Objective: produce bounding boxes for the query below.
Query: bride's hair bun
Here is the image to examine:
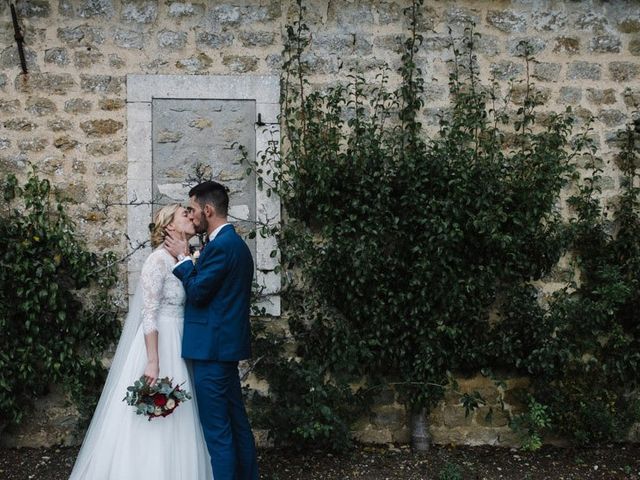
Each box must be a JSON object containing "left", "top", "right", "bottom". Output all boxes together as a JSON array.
[{"left": 150, "top": 204, "right": 182, "bottom": 248}]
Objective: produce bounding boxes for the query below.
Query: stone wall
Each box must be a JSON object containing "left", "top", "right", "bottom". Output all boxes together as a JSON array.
[{"left": 1, "top": 0, "right": 639, "bottom": 448}]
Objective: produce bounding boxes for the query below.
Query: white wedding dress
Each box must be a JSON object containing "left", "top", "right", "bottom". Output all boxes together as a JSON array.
[{"left": 69, "top": 248, "right": 213, "bottom": 480}]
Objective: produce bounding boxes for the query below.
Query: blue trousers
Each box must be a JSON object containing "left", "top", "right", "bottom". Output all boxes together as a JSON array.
[{"left": 192, "top": 360, "right": 259, "bottom": 480}]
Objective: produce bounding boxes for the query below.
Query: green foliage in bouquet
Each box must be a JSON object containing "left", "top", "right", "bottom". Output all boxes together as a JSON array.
[
  {"left": 0, "top": 169, "right": 120, "bottom": 426},
  {"left": 123, "top": 376, "right": 191, "bottom": 420}
]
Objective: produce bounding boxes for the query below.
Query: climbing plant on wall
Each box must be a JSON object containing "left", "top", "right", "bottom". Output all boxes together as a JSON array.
[
  {"left": 248, "top": 0, "right": 640, "bottom": 450},
  {"left": 0, "top": 169, "right": 121, "bottom": 427}
]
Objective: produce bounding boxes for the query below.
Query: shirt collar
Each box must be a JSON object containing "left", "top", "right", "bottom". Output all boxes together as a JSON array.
[{"left": 208, "top": 223, "right": 230, "bottom": 242}]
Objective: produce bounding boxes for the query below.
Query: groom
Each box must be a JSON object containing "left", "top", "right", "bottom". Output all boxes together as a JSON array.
[{"left": 165, "top": 180, "right": 259, "bottom": 480}]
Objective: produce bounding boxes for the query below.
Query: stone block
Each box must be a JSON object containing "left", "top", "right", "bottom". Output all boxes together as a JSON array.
[
  {"left": 430, "top": 427, "right": 467, "bottom": 445},
  {"left": 88, "top": 141, "right": 123, "bottom": 156},
  {"left": 196, "top": 32, "right": 234, "bottom": 49},
  {"left": 558, "top": 87, "right": 582, "bottom": 105},
  {"left": 497, "top": 429, "right": 521, "bottom": 447},
  {"left": 158, "top": 30, "right": 188, "bottom": 49},
  {"left": 55, "top": 182, "right": 88, "bottom": 203},
  {"left": 168, "top": 2, "right": 205, "bottom": 17},
  {"left": 26, "top": 97, "right": 57, "bottom": 116},
  {"left": 0, "top": 138, "right": 11, "bottom": 150},
  {"left": 121, "top": 1, "right": 157, "bottom": 23},
  {"left": 80, "top": 119, "right": 124, "bottom": 137},
  {"left": 374, "top": 35, "right": 406, "bottom": 54},
  {"left": 486, "top": 10, "right": 526, "bottom": 33},
  {"left": 378, "top": 1, "right": 402, "bottom": 24},
  {"left": 598, "top": 109, "right": 626, "bottom": 127},
  {"left": 176, "top": 53, "right": 213, "bottom": 73},
  {"left": 502, "top": 386, "right": 528, "bottom": 408},
  {"left": 567, "top": 62, "right": 601, "bottom": 80},
  {"left": 391, "top": 426, "right": 411, "bottom": 444},
  {"left": 532, "top": 10, "right": 567, "bottom": 32},
  {"left": 99, "top": 98, "right": 125, "bottom": 111},
  {"left": 222, "top": 55, "right": 259, "bottom": 74},
  {"left": 329, "top": 2, "right": 374, "bottom": 29},
  {"left": 1, "top": 46, "right": 38, "bottom": 71},
  {"left": 64, "top": 98, "right": 93, "bottom": 114},
  {"left": 73, "top": 0, "right": 115, "bottom": 18},
  {"left": 618, "top": 19, "right": 640, "bottom": 33},
  {"left": 533, "top": 62, "right": 561, "bottom": 82},
  {"left": 80, "top": 74, "right": 124, "bottom": 94},
  {"left": 423, "top": 83, "right": 447, "bottom": 102},
  {"left": 446, "top": 7, "right": 479, "bottom": 28},
  {"left": 511, "top": 84, "right": 551, "bottom": 105},
  {"left": 574, "top": 12, "right": 608, "bottom": 32},
  {"left": 474, "top": 406, "right": 509, "bottom": 428},
  {"left": 443, "top": 405, "right": 473, "bottom": 428},
  {"left": 95, "top": 161, "right": 127, "bottom": 176},
  {"left": 630, "top": 38, "right": 640, "bottom": 56},
  {"left": 74, "top": 51, "right": 104, "bottom": 68},
  {"left": 48, "top": 118, "right": 73, "bottom": 132},
  {"left": 15, "top": 73, "right": 75, "bottom": 95},
  {"left": 109, "top": 54, "right": 126, "bottom": 69},
  {"left": 475, "top": 35, "right": 500, "bottom": 56},
  {"left": 490, "top": 61, "right": 524, "bottom": 81},
  {"left": 45, "top": 48, "right": 69, "bottom": 66},
  {"left": 589, "top": 35, "right": 621, "bottom": 53},
  {"left": 372, "top": 388, "right": 396, "bottom": 406},
  {"left": 423, "top": 36, "right": 452, "bottom": 52},
  {"left": 351, "top": 426, "right": 393, "bottom": 444},
  {"left": 594, "top": 175, "right": 616, "bottom": 190},
  {"left": 18, "top": 138, "right": 48, "bottom": 152},
  {"left": 203, "top": 4, "right": 242, "bottom": 27},
  {"left": 17, "top": 0, "right": 50, "bottom": 17},
  {"left": 609, "top": 62, "right": 639, "bottom": 81},
  {"left": 313, "top": 33, "right": 373, "bottom": 55},
  {"left": 0, "top": 99, "right": 19, "bottom": 114},
  {"left": 509, "top": 37, "right": 546, "bottom": 57},
  {"left": 553, "top": 36, "right": 580, "bottom": 55},
  {"left": 54, "top": 136, "right": 79, "bottom": 151},
  {"left": 72, "top": 159, "right": 87, "bottom": 174},
  {"left": 4, "top": 118, "right": 37, "bottom": 131},
  {"left": 623, "top": 85, "right": 640, "bottom": 107},
  {"left": 586, "top": 88, "right": 616, "bottom": 105},
  {"left": 0, "top": 73, "right": 6, "bottom": 90},
  {"left": 371, "top": 406, "right": 405, "bottom": 428},
  {"left": 464, "top": 428, "right": 500, "bottom": 446},
  {"left": 57, "top": 25, "right": 105, "bottom": 46},
  {"left": 114, "top": 29, "right": 145, "bottom": 49},
  {"left": 239, "top": 31, "right": 277, "bottom": 48},
  {"left": 428, "top": 406, "right": 445, "bottom": 426}
]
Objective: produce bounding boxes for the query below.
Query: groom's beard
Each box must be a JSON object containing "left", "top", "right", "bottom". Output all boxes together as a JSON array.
[{"left": 195, "top": 213, "right": 208, "bottom": 234}]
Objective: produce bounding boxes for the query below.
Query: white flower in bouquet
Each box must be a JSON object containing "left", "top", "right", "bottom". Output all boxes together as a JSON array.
[
  {"left": 154, "top": 406, "right": 162, "bottom": 416},
  {"left": 166, "top": 398, "right": 176, "bottom": 409},
  {"left": 192, "top": 250, "right": 201, "bottom": 264}
]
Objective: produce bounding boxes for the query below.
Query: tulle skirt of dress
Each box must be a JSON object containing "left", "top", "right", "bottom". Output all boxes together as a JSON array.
[{"left": 69, "top": 306, "right": 213, "bottom": 480}]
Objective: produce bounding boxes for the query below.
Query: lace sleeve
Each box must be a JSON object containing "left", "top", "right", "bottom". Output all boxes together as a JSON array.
[{"left": 140, "top": 252, "right": 167, "bottom": 334}]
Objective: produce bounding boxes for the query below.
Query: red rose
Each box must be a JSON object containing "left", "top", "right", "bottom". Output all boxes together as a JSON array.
[{"left": 153, "top": 394, "right": 167, "bottom": 407}]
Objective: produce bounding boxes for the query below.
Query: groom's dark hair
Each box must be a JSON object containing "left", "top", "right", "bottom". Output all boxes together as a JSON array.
[{"left": 189, "top": 181, "right": 229, "bottom": 217}]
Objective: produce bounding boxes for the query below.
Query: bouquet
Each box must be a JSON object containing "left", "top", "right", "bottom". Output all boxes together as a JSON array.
[{"left": 123, "top": 376, "right": 192, "bottom": 421}]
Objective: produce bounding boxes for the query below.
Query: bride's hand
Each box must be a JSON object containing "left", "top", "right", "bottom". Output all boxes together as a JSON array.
[{"left": 144, "top": 360, "right": 159, "bottom": 386}]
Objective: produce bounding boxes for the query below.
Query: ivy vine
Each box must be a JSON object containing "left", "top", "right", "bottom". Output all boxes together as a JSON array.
[{"left": 0, "top": 169, "right": 120, "bottom": 428}]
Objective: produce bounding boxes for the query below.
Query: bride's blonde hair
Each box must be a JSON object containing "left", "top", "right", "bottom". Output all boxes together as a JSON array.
[{"left": 149, "top": 204, "right": 182, "bottom": 248}]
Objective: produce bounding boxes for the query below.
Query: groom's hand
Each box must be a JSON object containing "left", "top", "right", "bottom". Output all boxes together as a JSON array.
[{"left": 164, "top": 231, "right": 189, "bottom": 259}]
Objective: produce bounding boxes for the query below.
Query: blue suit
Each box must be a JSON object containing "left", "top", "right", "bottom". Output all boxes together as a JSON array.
[{"left": 174, "top": 224, "right": 259, "bottom": 480}]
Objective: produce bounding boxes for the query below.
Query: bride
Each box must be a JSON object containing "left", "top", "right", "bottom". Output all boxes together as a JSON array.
[{"left": 69, "top": 204, "right": 213, "bottom": 479}]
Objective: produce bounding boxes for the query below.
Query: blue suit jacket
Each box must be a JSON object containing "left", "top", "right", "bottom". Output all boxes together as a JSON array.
[{"left": 173, "top": 224, "right": 254, "bottom": 361}]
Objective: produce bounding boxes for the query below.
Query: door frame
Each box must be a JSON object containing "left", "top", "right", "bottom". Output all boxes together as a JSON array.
[{"left": 126, "top": 74, "right": 281, "bottom": 315}]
